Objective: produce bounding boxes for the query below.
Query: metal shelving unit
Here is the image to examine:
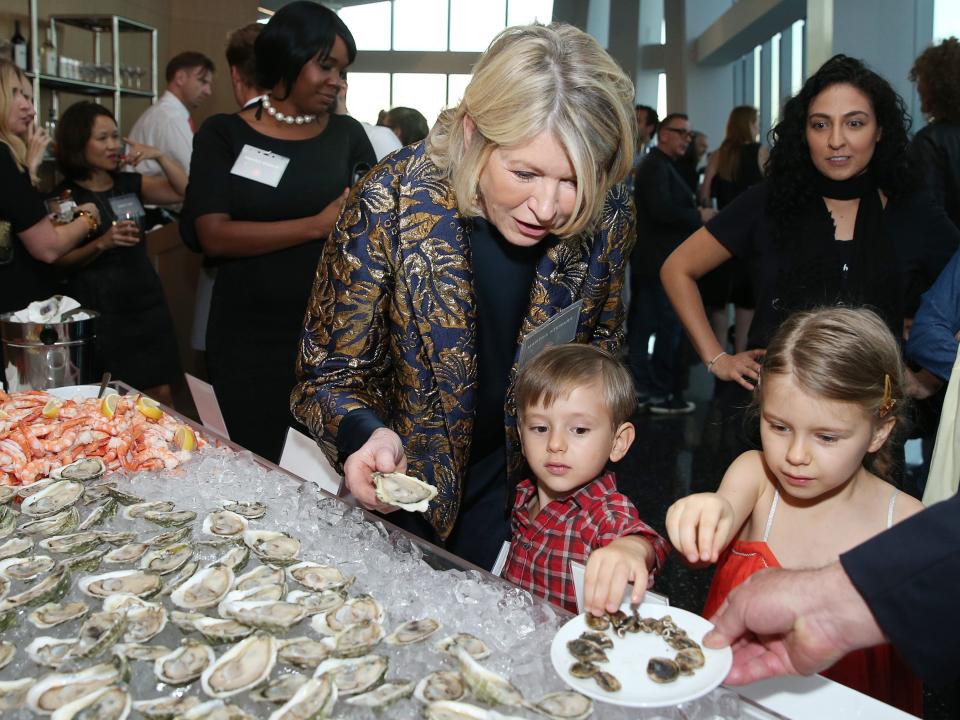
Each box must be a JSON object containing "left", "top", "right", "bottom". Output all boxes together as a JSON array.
[{"left": 26, "top": 0, "right": 158, "bottom": 127}]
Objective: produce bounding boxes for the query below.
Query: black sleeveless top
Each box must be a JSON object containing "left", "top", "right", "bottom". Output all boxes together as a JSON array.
[{"left": 713, "top": 143, "right": 762, "bottom": 209}]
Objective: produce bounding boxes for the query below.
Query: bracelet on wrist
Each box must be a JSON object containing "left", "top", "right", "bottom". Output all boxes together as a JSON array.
[
  {"left": 707, "top": 351, "right": 728, "bottom": 373},
  {"left": 75, "top": 211, "right": 98, "bottom": 235}
]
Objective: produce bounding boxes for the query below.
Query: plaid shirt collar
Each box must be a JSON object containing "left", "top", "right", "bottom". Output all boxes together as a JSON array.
[{"left": 513, "top": 471, "right": 619, "bottom": 524}]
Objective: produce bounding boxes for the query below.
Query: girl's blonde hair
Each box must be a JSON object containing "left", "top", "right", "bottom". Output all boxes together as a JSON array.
[
  {"left": 514, "top": 343, "right": 637, "bottom": 429},
  {"left": 0, "top": 59, "right": 28, "bottom": 170},
  {"left": 760, "top": 307, "right": 906, "bottom": 479},
  {"left": 426, "top": 22, "right": 636, "bottom": 238},
  {"left": 715, "top": 105, "right": 758, "bottom": 183}
]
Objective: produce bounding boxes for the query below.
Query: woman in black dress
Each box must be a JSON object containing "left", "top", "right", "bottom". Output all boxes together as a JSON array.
[
  {"left": 185, "top": 1, "right": 374, "bottom": 462},
  {"left": 0, "top": 60, "right": 100, "bottom": 320},
  {"left": 52, "top": 101, "right": 186, "bottom": 406},
  {"left": 698, "top": 105, "right": 767, "bottom": 356}
]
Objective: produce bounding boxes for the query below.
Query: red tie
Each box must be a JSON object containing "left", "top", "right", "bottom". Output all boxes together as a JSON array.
[{"left": 188, "top": 116, "right": 197, "bottom": 134}]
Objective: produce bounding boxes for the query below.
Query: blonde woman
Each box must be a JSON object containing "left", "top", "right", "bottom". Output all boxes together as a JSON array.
[
  {"left": 293, "top": 23, "right": 637, "bottom": 569},
  {"left": 0, "top": 59, "right": 99, "bottom": 317}
]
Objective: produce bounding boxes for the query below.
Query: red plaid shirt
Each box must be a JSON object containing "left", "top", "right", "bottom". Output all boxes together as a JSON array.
[{"left": 503, "top": 471, "right": 669, "bottom": 613}]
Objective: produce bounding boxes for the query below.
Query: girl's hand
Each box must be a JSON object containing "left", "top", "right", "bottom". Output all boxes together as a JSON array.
[
  {"left": 666, "top": 493, "right": 735, "bottom": 564},
  {"left": 710, "top": 349, "right": 766, "bottom": 390},
  {"left": 342, "top": 427, "right": 408, "bottom": 513},
  {"left": 98, "top": 220, "right": 140, "bottom": 249},
  {"left": 122, "top": 138, "right": 164, "bottom": 165}
]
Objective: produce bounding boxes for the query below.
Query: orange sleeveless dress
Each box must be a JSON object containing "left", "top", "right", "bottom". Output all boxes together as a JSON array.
[{"left": 703, "top": 491, "right": 922, "bottom": 717}]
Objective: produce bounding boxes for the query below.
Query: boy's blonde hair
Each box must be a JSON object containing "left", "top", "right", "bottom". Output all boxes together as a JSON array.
[
  {"left": 760, "top": 307, "right": 906, "bottom": 478},
  {"left": 426, "top": 22, "right": 636, "bottom": 238},
  {"left": 514, "top": 343, "right": 636, "bottom": 428}
]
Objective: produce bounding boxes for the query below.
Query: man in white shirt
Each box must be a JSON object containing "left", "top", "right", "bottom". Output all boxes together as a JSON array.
[{"left": 129, "top": 51, "right": 215, "bottom": 176}]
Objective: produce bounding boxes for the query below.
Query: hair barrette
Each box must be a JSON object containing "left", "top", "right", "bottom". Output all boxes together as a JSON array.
[{"left": 878, "top": 373, "right": 896, "bottom": 418}]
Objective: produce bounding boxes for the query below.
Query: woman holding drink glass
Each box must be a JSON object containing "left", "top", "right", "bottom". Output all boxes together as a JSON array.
[{"left": 50, "top": 101, "right": 186, "bottom": 406}]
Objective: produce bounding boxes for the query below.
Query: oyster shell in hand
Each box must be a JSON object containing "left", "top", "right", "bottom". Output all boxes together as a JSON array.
[{"left": 372, "top": 471, "right": 437, "bottom": 512}]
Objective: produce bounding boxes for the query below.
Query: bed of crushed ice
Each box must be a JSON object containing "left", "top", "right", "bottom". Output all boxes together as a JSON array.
[{"left": 0, "top": 447, "right": 754, "bottom": 719}]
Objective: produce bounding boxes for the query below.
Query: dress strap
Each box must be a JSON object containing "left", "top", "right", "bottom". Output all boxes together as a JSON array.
[
  {"left": 762, "top": 488, "right": 780, "bottom": 542},
  {"left": 886, "top": 489, "right": 901, "bottom": 529}
]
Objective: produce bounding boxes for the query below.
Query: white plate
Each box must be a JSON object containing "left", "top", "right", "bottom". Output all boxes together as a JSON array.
[
  {"left": 550, "top": 602, "right": 732, "bottom": 708},
  {"left": 45, "top": 384, "right": 118, "bottom": 400}
]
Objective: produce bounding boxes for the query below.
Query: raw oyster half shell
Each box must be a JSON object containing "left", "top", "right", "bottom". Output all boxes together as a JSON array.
[{"left": 372, "top": 471, "right": 437, "bottom": 512}]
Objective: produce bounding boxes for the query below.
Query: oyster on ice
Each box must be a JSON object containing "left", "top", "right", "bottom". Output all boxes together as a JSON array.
[
  {"left": 215, "top": 545, "right": 250, "bottom": 574},
  {"left": 435, "top": 633, "right": 492, "bottom": 660},
  {"left": 49, "top": 684, "right": 130, "bottom": 720},
  {"left": 250, "top": 672, "right": 307, "bottom": 704},
  {"left": 141, "top": 509, "right": 197, "bottom": 528},
  {"left": 286, "top": 561, "right": 354, "bottom": 593},
  {"left": 286, "top": 589, "right": 346, "bottom": 616},
  {"left": 96, "top": 531, "right": 139, "bottom": 546},
  {"left": 202, "top": 510, "right": 248, "bottom": 537},
  {"left": 19, "top": 507, "right": 79, "bottom": 536},
  {"left": 19, "top": 480, "right": 84, "bottom": 518},
  {"left": 192, "top": 617, "right": 255, "bottom": 645},
  {"left": 49, "top": 457, "right": 105, "bottom": 481},
  {"left": 313, "top": 654, "right": 388, "bottom": 696},
  {"left": 235, "top": 565, "right": 285, "bottom": 592},
  {"left": 26, "top": 658, "right": 127, "bottom": 714},
  {"left": 77, "top": 499, "right": 119, "bottom": 531},
  {"left": 114, "top": 643, "right": 172, "bottom": 662},
  {"left": 386, "top": 617, "right": 441, "bottom": 645},
  {"left": 311, "top": 593, "right": 384, "bottom": 635},
  {"left": 453, "top": 645, "right": 524, "bottom": 707},
  {"left": 0, "top": 561, "right": 70, "bottom": 608},
  {"left": 159, "top": 559, "right": 199, "bottom": 596},
  {"left": 217, "top": 584, "right": 285, "bottom": 616},
  {"left": 39, "top": 531, "right": 102, "bottom": 555},
  {"left": 69, "top": 610, "right": 127, "bottom": 659},
  {"left": 414, "top": 671, "right": 467, "bottom": 703},
  {"left": 243, "top": 530, "right": 300, "bottom": 566},
  {"left": 103, "top": 594, "right": 167, "bottom": 643},
  {"left": 530, "top": 691, "right": 594, "bottom": 720},
  {"left": 140, "top": 542, "right": 193, "bottom": 575},
  {"left": 144, "top": 526, "right": 190, "bottom": 548},
  {"left": 346, "top": 679, "right": 414, "bottom": 708},
  {"left": 26, "top": 637, "right": 78, "bottom": 668},
  {"left": 268, "top": 675, "right": 337, "bottom": 720},
  {"left": 372, "top": 471, "right": 437, "bottom": 511},
  {"left": 131, "top": 694, "right": 200, "bottom": 719},
  {"left": 79, "top": 569, "right": 162, "bottom": 599},
  {"left": 277, "top": 636, "right": 330, "bottom": 668},
  {"left": 61, "top": 548, "right": 107, "bottom": 573},
  {"left": 170, "top": 563, "right": 234, "bottom": 609},
  {"left": 103, "top": 542, "right": 149, "bottom": 564},
  {"left": 154, "top": 639, "right": 215, "bottom": 686},
  {"left": 321, "top": 618, "right": 386, "bottom": 658},
  {"left": 0, "top": 536, "right": 33, "bottom": 560},
  {"left": 201, "top": 632, "right": 278, "bottom": 699},
  {"left": 122, "top": 500, "right": 175, "bottom": 519},
  {"left": 0, "top": 640, "right": 13, "bottom": 670},
  {"left": 223, "top": 500, "right": 267, "bottom": 519},
  {"left": 29, "top": 601, "right": 89, "bottom": 629},
  {"left": 0, "top": 554, "right": 55, "bottom": 581},
  {"left": 0, "top": 678, "right": 36, "bottom": 712},
  {"left": 221, "top": 599, "right": 307, "bottom": 633}
]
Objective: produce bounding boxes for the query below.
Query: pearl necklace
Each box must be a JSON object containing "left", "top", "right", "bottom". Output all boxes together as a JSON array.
[{"left": 262, "top": 95, "right": 316, "bottom": 125}]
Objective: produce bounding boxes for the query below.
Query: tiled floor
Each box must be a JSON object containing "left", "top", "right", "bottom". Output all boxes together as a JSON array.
[{"left": 613, "top": 366, "right": 957, "bottom": 719}]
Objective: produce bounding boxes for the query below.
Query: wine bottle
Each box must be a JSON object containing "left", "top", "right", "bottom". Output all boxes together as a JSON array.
[
  {"left": 41, "top": 26, "right": 57, "bottom": 76},
  {"left": 11, "top": 20, "right": 27, "bottom": 71}
]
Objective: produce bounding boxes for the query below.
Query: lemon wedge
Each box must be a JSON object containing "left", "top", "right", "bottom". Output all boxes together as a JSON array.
[
  {"left": 42, "top": 400, "right": 60, "bottom": 419},
  {"left": 135, "top": 395, "right": 164, "bottom": 420},
  {"left": 174, "top": 425, "right": 198, "bottom": 451},
  {"left": 100, "top": 394, "right": 120, "bottom": 418}
]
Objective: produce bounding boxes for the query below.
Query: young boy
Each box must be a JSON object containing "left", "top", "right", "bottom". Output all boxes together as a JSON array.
[{"left": 503, "top": 343, "right": 670, "bottom": 616}]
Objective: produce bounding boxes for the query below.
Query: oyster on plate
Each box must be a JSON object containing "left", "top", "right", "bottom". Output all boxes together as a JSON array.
[
  {"left": 372, "top": 471, "right": 437, "bottom": 512},
  {"left": 201, "top": 632, "right": 277, "bottom": 699}
]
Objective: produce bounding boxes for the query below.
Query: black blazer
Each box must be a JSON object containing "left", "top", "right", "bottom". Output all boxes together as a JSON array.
[
  {"left": 841, "top": 491, "right": 960, "bottom": 687},
  {"left": 911, "top": 122, "right": 960, "bottom": 231},
  {"left": 632, "top": 147, "right": 702, "bottom": 277}
]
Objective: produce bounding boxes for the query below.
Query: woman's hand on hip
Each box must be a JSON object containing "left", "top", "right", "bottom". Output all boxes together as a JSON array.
[
  {"left": 343, "top": 427, "right": 407, "bottom": 513},
  {"left": 711, "top": 349, "right": 766, "bottom": 390}
]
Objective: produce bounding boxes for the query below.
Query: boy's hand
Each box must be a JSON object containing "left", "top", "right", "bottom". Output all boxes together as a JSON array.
[
  {"left": 665, "top": 493, "right": 735, "bottom": 564},
  {"left": 583, "top": 537, "right": 652, "bottom": 616}
]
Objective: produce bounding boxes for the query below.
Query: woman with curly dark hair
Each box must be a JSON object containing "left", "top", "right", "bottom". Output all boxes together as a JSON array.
[
  {"left": 661, "top": 55, "right": 958, "bottom": 394},
  {"left": 910, "top": 36, "right": 960, "bottom": 230}
]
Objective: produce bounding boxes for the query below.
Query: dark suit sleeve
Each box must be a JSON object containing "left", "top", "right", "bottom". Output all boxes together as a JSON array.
[
  {"left": 839, "top": 492, "right": 960, "bottom": 687},
  {"left": 635, "top": 156, "right": 701, "bottom": 232}
]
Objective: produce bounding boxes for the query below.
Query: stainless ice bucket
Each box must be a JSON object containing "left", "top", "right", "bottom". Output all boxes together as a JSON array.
[{"left": 0, "top": 310, "right": 99, "bottom": 391}]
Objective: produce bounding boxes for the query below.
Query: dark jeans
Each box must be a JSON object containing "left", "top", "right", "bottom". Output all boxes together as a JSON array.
[{"left": 627, "top": 272, "right": 685, "bottom": 398}]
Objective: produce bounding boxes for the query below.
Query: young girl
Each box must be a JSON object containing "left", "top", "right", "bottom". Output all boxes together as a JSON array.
[{"left": 666, "top": 307, "right": 923, "bottom": 715}]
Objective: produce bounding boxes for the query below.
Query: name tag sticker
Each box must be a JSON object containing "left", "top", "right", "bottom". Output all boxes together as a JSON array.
[
  {"left": 518, "top": 300, "right": 583, "bottom": 367},
  {"left": 230, "top": 144, "right": 290, "bottom": 188}
]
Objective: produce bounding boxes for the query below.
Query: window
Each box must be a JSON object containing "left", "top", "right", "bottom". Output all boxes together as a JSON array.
[
  {"left": 345, "top": 73, "right": 391, "bottom": 126},
  {"left": 393, "top": 0, "right": 448, "bottom": 51},
  {"left": 339, "top": 2, "right": 391, "bottom": 51},
  {"left": 753, "top": 45, "right": 762, "bottom": 109},
  {"left": 934, "top": 0, "right": 960, "bottom": 42},
  {"left": 657, "top": 73, "right": 667, "bottom": 120},
  {"left": 770, "top": 33, "right": 781, "bottom": 127},
  {"left": 451, "top": 0, "right": 506, "bottom": 51},
  {"left": 393, "top": 74, "right": 448, "bottom": 126},
  {"left": 447, "top": 74, "right": 472, "bottom": 107},
  {"left": 507, "top": 0, "right": 553, "bottom": 25},
  {"left": 790, "top": 20, "right": 804, "bottom": 96}
]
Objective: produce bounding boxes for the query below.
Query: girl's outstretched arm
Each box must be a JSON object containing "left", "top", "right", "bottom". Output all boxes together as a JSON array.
[{"left": 666, "top": 450, "right": 767, "bottom": 563}]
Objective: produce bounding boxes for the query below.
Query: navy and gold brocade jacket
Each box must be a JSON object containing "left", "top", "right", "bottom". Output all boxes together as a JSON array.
[{"left": 291, "top": 140, "right": 636, "bottom": 540}]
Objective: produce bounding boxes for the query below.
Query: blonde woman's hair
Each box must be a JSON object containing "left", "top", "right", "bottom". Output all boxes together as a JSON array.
[
  {"left": 760, "top": 307, "right": 907, "bottom": 480},
  {"left": 514, "top": 343, "right": 637, "bottom": 428},
  {"left": 426, "top": 23, "right": 636, "bottom": 237},
  {"left": 716, "top": 105, "right": 758, "bottom": 183},
  {"left": 0, "top": 60, "right": 28, "bottom": 170}
]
